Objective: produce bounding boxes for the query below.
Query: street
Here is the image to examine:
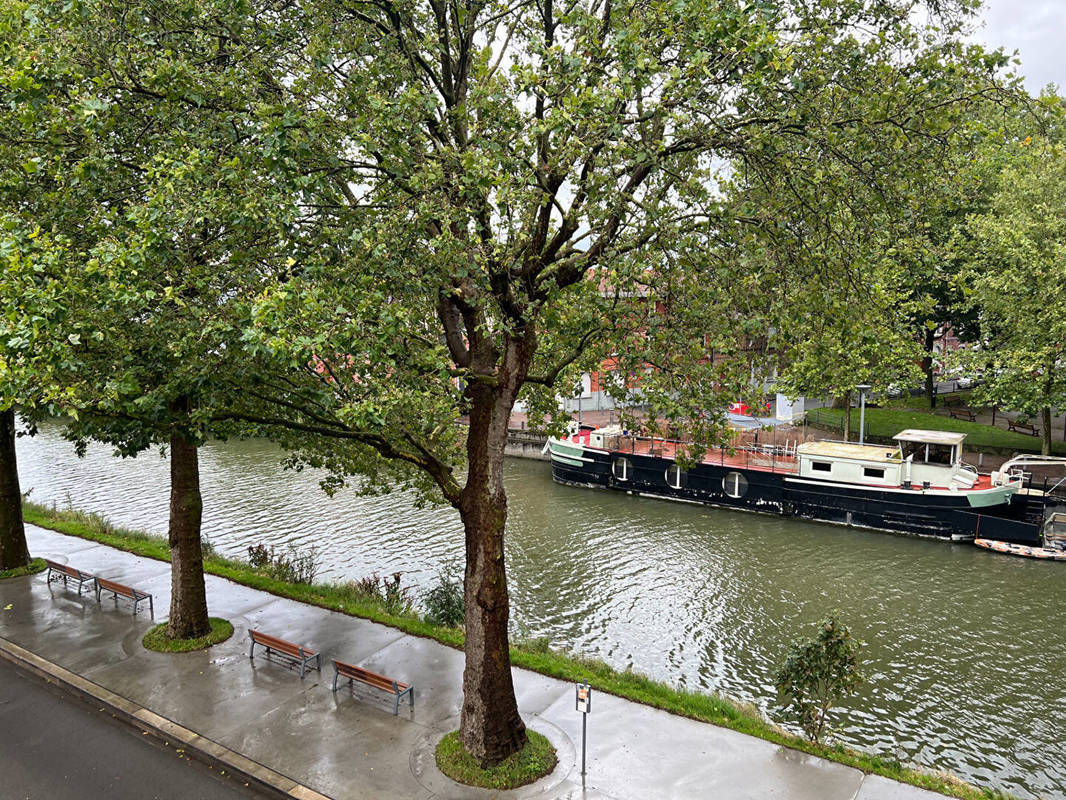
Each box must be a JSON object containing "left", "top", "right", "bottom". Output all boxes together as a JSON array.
[{"left": 0, "top": 656, "right": 268, "bottom": 800}]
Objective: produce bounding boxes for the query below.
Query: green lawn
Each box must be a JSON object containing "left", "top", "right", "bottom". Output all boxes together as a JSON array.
[{"left": 807, "top": 407, "right": 1065, "bottom": 455}]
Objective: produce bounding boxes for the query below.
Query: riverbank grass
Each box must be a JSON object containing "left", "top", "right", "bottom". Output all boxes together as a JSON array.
[
  {"left": 808, "top": 407, "right": 1065, "bottom": 454},
  {"left": 143, "top": 618, "right": 234, "bottom": 653},
  {"left": 0, "top": 557, "right": 47, "bottom": 579},
  {"left": 22, "top": 498, "right": 1015, "bottom": 800},
  {"left": 436, "top": 730, "right": 556, "bottom": 790}
]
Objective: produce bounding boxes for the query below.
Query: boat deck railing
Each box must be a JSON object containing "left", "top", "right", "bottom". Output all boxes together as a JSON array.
[{"left": 606, "top": 434, "right": 801, "bottom": 475}]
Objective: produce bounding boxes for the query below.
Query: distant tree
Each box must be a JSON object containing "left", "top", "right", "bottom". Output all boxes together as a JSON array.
[
  {"left": 961, "top": 135, "right": 1066, "bottom": 455},
  {"left": 695, "top": 43, "right": 1014, "bottom": 423}
]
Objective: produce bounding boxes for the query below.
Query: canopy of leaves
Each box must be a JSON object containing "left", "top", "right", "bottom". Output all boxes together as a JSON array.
[
  {"left": 0, "top": 0, "right": 1017, "bottom": 498},
  {"left": 957, "top": 133, "right": 1066, "bottom": 447}
]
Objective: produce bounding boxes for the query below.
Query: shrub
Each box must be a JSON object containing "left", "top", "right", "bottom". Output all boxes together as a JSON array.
[
  {"left": 421, "top": 562, "right": 464, "bottom": 627},
  {"left": 346, "top": 571, "right": 414, "bottom": 615},
  {"left": 245, "top": 542, "right": 321, "bottom": 585},
  {"left": 381, "top": 571, "right": 411, "bottom": 615},
  {"left": 774, "top": 614, "right": 864, "bottom": 745}
]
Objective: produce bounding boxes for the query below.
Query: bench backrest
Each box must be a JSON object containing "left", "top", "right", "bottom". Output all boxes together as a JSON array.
[
  {"left": 96, "top": 576, "right": 136, "bottom": 598},
  {"left": 45, "top": 558, "right": 92, "bottom": 580},
  {"left": 333, "top": 659, "right": 408, "bottom": 692},
  {"left": 250, "top": 630, "right": 312, "bottom": 658}
]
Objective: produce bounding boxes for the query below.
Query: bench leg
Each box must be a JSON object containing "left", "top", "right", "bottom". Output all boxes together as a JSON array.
[
  {"left": 332, "top": 670, "right": 339, "bottom": 692},
  {"left": 249, "top": 637, "right": 256, "bottom": 660}
]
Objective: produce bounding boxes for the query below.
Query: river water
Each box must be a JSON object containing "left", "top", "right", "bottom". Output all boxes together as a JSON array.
[{"left": 14, "top": 422, "right": 1066, "bottom": 798}]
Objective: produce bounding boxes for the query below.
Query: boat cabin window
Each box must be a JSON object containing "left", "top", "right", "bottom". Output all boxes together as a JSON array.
[
  {"left": 723, "top": 471, "right": 748, "bottom": 498},
  {"left": 863, "top": 467, "right": 885, "bottom": 479},
  {"left": 811, "top": 461, "right": 832, "bottom": 473},
  {"left": 665, "top": 463, "right": 684, "bottom": 489},
  {"left": 612, "top": 457, "right": 631, "bottom": 481},
  {"left": 898, "top": 441, "right": 956, "bottom": 465}
]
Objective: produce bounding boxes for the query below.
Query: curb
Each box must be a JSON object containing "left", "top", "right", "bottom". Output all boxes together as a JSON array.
[{"left": 0, "top": 635, "right": 332, "bottom": 800}]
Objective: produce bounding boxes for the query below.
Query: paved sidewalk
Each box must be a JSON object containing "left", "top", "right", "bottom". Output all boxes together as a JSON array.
[{"left": 0, "top": 524, "right": 943, "bottom": 800}]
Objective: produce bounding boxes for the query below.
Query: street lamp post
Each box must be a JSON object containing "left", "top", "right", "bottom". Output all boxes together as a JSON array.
[{"left": 857, "top": 384, "right": 872, "bottom": 446}]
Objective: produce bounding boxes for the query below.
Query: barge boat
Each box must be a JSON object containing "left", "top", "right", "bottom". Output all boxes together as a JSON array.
[{"left": 547, "top": 426, "right": 1064, "bottom": 544}]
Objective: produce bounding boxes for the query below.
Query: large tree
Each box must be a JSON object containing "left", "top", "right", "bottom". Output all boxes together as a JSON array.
[
  {"left": 224, "top": 0, "right": 1007, "bottom": 766},
  {"left": 0, "top": 1, "right": 292, "bottom": 637}
]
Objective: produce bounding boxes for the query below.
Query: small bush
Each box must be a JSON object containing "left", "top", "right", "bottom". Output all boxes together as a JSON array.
[
  {"left": 421, "top": 562, "right": 464, "bottom": 627},
  {"left": 346, "top": 571, "right": 414, "bottom": 615},
  {"left": 512, "top": 636, "right": 552, "bottom": 655},
  {"left": 245, "top": 542, "right": 321, "bottom": 585},
  {"left": 774, "top": 614, "right": 864, "bottom": 745},
  {"left": 381, "top": 571, "right": 410, "bottom": 614}
]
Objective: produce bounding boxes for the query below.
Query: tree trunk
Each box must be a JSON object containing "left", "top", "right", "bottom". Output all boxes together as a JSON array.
[
  {"left": 0, "top": 407, "right": 30, "bottom": 571},
  {"left": 923, "top": 327, "right": 936, "bottom": 410},
  {"left": 456, "top": 351, "right": 528, "bottom": 768},
  {"left": 167, "top": 402, "right": 210, "bottom": 639},
  {"left": 1041, "top": 406, "right": 1052, "bottom": 457}
]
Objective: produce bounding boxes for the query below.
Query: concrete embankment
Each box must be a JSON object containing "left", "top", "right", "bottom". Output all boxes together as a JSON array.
[{"left": 505, "top": 428, "right": 550, "bottom": 460}]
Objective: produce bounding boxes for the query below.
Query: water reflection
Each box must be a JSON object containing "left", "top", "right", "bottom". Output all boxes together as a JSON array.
[{"left": 15, "top": 422, "right": 1066, "bottom": 798}]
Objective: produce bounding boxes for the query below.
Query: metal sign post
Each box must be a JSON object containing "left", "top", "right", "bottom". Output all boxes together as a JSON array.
[{"left": 575, "top": 681, "right": 591, "bottom": 776}]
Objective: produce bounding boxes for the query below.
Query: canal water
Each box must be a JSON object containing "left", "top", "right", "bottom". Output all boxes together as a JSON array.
[{"left": 15, "top": 422, "right": 1066, "bottom": 798}]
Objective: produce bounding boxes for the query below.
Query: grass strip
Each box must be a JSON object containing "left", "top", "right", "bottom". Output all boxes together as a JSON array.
[
  {"left": 22, "top": 499, "right": 1013, "bottom": 800},
  {"left": 143, "top": 617, "right": 234, "bottom": 652},
  {"left": 436, "top": 730, "right": 557, "bottom": 789},
  {"left": 0, "top": 556, "right": 47, "bottom": 579},
  {"left": 808, "top": 407, "right": 1065, "bottom": 455}
]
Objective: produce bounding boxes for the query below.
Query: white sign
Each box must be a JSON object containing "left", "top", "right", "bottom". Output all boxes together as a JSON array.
[{"left": 575, "top": 681, "right": 591, "bottom": 714}]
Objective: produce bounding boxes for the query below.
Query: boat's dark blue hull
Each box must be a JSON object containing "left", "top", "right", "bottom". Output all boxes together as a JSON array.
[{"left": 550, "top": 447, "right": 1044, "bottom": 544}]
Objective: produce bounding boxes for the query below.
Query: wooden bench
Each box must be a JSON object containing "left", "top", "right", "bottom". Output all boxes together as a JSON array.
[
  {"left": 95, "top": 577, "right": 153, "bottom": 616},
  {"left": 1008, "top": 420, "right": 1039, "bottom": 436},
  {"left": 43, "top": 558, "right": 95, "bottom": 596},
  {"left": 941, "top": 394, "right": 963, "bottom": 407},
  {"left": 248, "top": 630, "right": 320, "bottom": 678},
  {"left": 949, "top": 409, "right": 976, "bottom": 422},
  {"left": 331, "top": 658, "right": 414, "bottom": 715}
]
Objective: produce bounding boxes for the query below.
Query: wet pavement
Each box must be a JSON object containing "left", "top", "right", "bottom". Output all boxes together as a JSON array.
[
  {"left": 0, "top": 524, "right": 947, "bottom": 800},
  {"left": 0, "top": 656, "right": 265, "bottom": 800}
]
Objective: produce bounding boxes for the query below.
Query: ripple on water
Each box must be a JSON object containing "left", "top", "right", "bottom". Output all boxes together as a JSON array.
[{"left": 15, "top": 423, "right": 1066, "bottom": 799}]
